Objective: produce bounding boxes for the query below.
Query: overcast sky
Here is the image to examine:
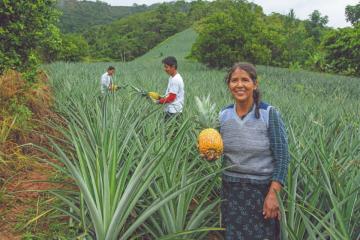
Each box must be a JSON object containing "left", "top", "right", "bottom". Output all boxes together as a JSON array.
[{"left": 96, "top": 0, "right": 358, "bottom": 28}]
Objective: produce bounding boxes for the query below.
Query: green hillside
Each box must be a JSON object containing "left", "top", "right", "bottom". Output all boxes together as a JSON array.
[
  {"left": 137, "top": 28, "right": 198, "bottom": 60},
  {"left": 56, "top": 0, "right": 150, "bottom": 33}
]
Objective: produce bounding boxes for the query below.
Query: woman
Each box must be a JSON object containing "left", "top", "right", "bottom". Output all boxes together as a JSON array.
[{"left": 219, "top": 62, "right": 290, "bottom": 239}]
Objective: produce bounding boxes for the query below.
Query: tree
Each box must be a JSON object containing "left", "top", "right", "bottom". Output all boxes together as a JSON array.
[
  {"left": 0, "top": 0, "right": 60, "bottom": 76},
  {"left": 305, "top": 10, "right": 329, "bottom": 43},
  {"left": 188, "top": 0, "right": 212, "bottom": 22},
  {"left": 322, "top": 25, "right": 360, "bottom": 76},
  {"left": 345, "top": 3, "right": 360, "bottom": 26},
  {"left": 59, "top": 34, "right": 89, "bottom": 62},
  {"left": 190, "top": 1, "right": 271, "bottom": 68},
  {"left": 81, "top": 2, "right": 192, "bottom": 61},
  {"left": 56, "top": 0, "right": 149, "bottom": 33}
]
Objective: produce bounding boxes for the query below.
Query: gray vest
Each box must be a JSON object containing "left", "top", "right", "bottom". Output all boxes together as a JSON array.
[{"left": 220, "top": 103, "right": 274, "bottom": 182}]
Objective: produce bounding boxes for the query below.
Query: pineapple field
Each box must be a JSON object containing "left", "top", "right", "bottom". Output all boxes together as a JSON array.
[{"left": 42, "top": 28, "right": 360, "bottom": 239}]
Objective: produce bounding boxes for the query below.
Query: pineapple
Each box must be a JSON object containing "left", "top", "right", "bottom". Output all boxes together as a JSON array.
[
  {"left": 109, "top": 83, "right": 119, "bottom": 92},
  {"left": 148, "top": 91, "right": 161, "bottom": 100},
  {"left": 195, "top": 96, "right": 223, "bottom": 161}
]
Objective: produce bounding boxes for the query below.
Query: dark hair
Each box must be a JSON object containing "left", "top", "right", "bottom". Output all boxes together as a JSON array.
[
  {"left": 225, "top": 62, "right": 261, "bottom": 119},
  {"left": 108, "top": 66, "right": 115, "bottom": 71},
  {"left": 162, "top": 56, "right": 177, "bottom": 69}
]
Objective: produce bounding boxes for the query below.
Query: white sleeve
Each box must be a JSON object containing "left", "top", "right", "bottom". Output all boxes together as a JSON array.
[
  {"left": 101, "top": 75, "right": 110, "bottom": 87},
  {"left": 168, "top": 79, "right": 180, "bottom": 94}
]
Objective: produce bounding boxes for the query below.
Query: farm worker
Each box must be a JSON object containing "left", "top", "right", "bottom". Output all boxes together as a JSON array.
[
  {"left": 218, "top": 62, "right": 290, "bottom": 239},
  {"left": 156, "top": 56, "right": 185, "bottom": 121},
  {"left": 100, "top": 66, "right": 115, "bottom": 94}
]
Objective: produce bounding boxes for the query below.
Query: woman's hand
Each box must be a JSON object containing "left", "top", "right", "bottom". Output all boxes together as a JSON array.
[
  {"left": 201, "top": 154, "right": 217, "bottom": 161},
  {"left": 200, "top": 150, "right": 219, "bottom": 161},
  {"left": 263, "top": 181, "right": 282, "bottom": 220}
]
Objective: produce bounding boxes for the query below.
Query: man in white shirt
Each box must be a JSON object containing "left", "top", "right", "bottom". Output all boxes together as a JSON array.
[
  {"left": 100, "top": 66, "right": 115, "bottom": 94},
  {"left": 157, "top": 56, "right": 185, "bottom": 120}
]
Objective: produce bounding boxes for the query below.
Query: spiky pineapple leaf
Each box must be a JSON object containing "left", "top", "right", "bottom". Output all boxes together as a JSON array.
[{"left": 195, "top": 95, "right": 219, "bottom": 129}]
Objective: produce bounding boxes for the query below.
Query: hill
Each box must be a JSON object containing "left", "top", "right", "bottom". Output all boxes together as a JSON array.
[{"left": 56, "top": 0, "right": 151, "bottom": 33}]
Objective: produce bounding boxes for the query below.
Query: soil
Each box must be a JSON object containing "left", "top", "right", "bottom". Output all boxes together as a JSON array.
[
  {"left": 0, "top": 70, "right": 68, "bottom": 239},
  {"left": 0, "top": 161, "right": 57, "bottom": 239}
]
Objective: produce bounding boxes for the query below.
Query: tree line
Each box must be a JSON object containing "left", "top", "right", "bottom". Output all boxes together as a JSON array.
[
  {"left": 0, "top": 0, "right": 359, "bottom": 79},
  {"left": 190, "top": 0, "right": 359, "bottom": 76}
]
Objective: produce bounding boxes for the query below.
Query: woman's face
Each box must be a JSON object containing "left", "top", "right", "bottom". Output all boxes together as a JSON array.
[{"left": 228, "top": 68, "right": 257, "bottom": 104}]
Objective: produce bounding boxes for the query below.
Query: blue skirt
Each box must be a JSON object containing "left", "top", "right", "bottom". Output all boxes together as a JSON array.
[{"left": 221, "top": 180, "right": 280, "bottom": 240}]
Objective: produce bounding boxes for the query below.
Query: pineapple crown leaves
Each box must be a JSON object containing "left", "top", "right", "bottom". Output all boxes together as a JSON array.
[{"left": 195, "top": 95, "right": 220, "bottom": 129}]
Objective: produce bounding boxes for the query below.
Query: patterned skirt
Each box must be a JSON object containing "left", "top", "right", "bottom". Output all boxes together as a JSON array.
[{"left": 221, "top": 180, "right": 280, "bottom": 240}]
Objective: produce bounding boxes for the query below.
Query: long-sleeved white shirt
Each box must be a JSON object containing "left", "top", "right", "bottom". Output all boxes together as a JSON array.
[{"left": 100, "top": 72, "right": 112, "bottom": 93}]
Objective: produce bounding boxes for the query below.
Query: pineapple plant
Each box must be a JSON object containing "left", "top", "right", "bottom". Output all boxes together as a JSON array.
[{"left": 195, "top": 96, "right": 223, "bottom": 161}]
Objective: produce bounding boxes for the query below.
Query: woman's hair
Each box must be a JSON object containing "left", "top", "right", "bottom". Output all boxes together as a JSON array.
[{"left": 225, "top": 62, "right": 261, "bottom": 119}]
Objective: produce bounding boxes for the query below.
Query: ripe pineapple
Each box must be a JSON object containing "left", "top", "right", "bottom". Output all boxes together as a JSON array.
[
  {"left": 109, "top": 83, "right": 119, "bottom": 92},
  {"left": 195, "top": 96, "right": 223, "bottom": 161},
  {"left": 148, "top": 91, "right": 161, "bottom": 100}
]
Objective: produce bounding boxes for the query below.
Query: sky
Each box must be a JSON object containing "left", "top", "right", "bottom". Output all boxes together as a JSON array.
[{"left": 95, "top": 0, "right": 359, "bottom": 28}]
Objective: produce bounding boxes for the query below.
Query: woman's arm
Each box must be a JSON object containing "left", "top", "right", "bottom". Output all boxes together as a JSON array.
[
  {"left": 263, "top": 107, "right": 290, "bottom": 219},
  {"left": 269, "top": 107, "right": 290, "bottom": 186}
]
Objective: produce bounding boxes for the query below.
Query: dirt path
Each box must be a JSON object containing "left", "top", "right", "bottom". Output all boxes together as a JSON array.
[{"left": 0, "top": 161, "right": 54, "bottom": 239}]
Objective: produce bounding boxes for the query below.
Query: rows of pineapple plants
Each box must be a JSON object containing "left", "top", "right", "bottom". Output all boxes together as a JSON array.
[
  {"left": 43, "top": 59, "right": 223, "bottom": 239},
  {"left": 43, "top": 29, "right": 360, "bottom": 239}
]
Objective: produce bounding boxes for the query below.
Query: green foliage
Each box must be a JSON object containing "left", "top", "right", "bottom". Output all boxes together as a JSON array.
[
  {"left": 50, "top": 1, "right": 213, "bottom": 62},
  {"left": 304, "top": 10, "right": 329, "bottom": 44},
  {"left": 262, "top": 13, "right": 310, "bottom": 68},
  {"left": 8, "top": 98, "right": 32, "bottom": 130},
  {"left": 345, "top": 3, "right": 360, "bottom": 26},
  {"left": 39, "top": 32, "right": 90, "bottom": 63},
  {"left": 52, "top": 0, "right": 356, "bottom": 77},
  {"left": 190, "top": 1, "right": 322, "bottom": 69},
  {"left": 322, "top": 25, "right": 360, "bottom": 76},
  {"left": 188, "top": 0, "right": 214, "bottom": 22},
  {"left": 56, "top": 0, "right": 150, "bottom": 33},
  {"left": 190, "top": 1, "right": 271, "bottom": 68},
  {"left": 12, "top": 197, "right": 80, "bottom": 239},
  {"left": 59, "top": 34, "right": 89, "bottom": 62},
  {"left": 9, "top": 99, "right": 32, "bottom": 127},
  {"left": 82, "top": 2, "right": 193, "bottom": 61},
  {"left": 304, "top": 52, "right": 326, "bottom": 71},
  {"left": 0, "top": 0, "right": 60, "bottom": 75},
  {"left": 190, "top": 0, "right": 360, "bottom": 76}
]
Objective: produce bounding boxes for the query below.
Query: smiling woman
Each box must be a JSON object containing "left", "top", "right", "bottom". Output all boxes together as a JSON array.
[{"left": 219, "top": 62, "right": 290, "bottom": 240}]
